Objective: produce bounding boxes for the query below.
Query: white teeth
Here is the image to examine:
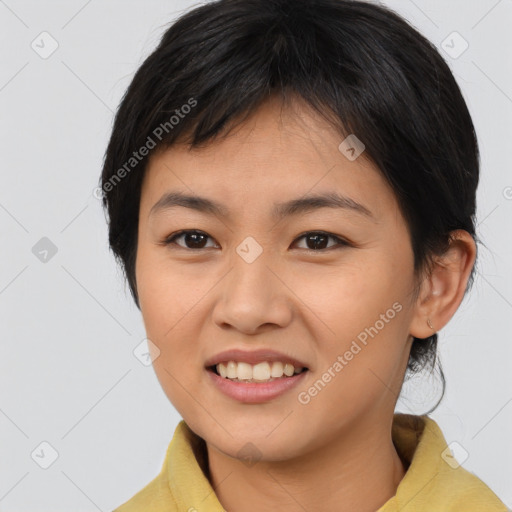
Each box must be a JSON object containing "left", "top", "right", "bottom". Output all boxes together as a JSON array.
[
  {"left": 253, "top": 362, "right": 271, "bottom": 381},
  {"left": 283, "top": 363, "right": 294, "bottom": 377},
  {"left": 237, "top": 362, "right": 253, "bottom": 380},
  {"left": 215, "top": 360, "right": 306, "bottom": 381},
  {"left": 226, "top": 361, "right": 237, "bottom": 379},
  {"left": 270, "top": 361, "right": 283, "bottom": 378}
]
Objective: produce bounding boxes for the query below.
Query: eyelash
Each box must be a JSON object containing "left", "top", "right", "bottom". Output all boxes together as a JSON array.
[{"left": 162, "top": 229, "right": 351, "bottom": 253}]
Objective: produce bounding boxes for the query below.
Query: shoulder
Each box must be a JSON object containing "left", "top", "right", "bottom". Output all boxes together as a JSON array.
[
  {"left": 112, "top": 471, "right": 178, "bottom": 512},
  {"left": 387, "top": 414, "right": 508, "bottom": 511},
  {"left": 422, "top": 415, "right": 506, "bottom": 510},
  {"left": 111, "top": 420, "right": 216, "bottom": 512},
  {"left": 433, "top": 463, "right": 508, "bottom": 511}
]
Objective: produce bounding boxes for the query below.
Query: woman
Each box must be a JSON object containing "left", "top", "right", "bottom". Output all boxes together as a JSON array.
[{"left": 100, "top": 0, "right": 508, "bottom": 510}]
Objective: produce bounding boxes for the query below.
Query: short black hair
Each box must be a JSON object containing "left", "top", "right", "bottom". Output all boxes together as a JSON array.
[{"left": 100, "top": 0, "right": 480, "bottom": 408}]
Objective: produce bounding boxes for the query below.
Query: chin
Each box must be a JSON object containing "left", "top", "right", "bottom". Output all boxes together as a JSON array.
[
  {"left": 213, "top": 434, "right": 303, "bottom": 463},
  {"left": 195, "top": 419, "right": 306, "bottom": 462}
]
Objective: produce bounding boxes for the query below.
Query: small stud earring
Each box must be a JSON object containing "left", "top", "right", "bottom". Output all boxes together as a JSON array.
[{"left": 427, "top": 318, "right": 435, "bottom": 331}]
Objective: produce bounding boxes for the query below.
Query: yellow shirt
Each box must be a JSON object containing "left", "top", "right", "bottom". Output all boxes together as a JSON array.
[{"left": 113, "top": 413, "right": 508, "bottom": 511}]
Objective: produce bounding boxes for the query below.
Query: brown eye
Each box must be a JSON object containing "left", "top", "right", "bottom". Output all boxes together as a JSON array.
[
  {"left": 164, "top": 230, "right": 217, "bottom": 250},
  {"left": 293, "top": 231, "right": 349, "bottom": 251},
  {"left": 163, "top": 229, "right": 349, "bottom": 252}
]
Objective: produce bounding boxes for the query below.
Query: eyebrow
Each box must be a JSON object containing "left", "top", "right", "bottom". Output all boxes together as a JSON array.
[{"left": 149, "top": 190, "right": 375, "bottom": 221}]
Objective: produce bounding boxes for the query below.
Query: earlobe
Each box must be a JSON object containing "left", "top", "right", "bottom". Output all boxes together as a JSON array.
[{"left": 409, "top": 230, "right": 476, "bottom": 340}]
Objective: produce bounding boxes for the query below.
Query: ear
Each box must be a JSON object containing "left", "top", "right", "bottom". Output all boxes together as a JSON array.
[{"left": 409, "top": 230, "right": 477, "bottom": 339}]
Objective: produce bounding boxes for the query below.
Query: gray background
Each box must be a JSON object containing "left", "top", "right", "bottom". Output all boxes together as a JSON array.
[{"left": 0, "top": 0, "right": 511, "bottom": 510}]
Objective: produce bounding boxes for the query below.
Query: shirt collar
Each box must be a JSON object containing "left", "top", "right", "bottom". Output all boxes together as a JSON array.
[
  {"left": 166, "top": 421, "right": 225, "bottom": 511},
  {"left": 164, "top": 413, "right": 500, "bottom": 511}
]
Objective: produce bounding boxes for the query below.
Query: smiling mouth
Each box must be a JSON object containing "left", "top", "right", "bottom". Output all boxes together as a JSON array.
[{"left": 207, "top": 362, "right": 309, "bottom": 383}]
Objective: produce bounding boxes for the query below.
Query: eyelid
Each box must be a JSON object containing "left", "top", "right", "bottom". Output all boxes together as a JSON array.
[
  {"left": 163, "top": 229, "right": 219, "bottom": 249},
  {"left": 163, "top": 229, "right": 351, "bottom": 252},
  {"left": 293, "top": 231, "right": 350, "bottom": 250}
]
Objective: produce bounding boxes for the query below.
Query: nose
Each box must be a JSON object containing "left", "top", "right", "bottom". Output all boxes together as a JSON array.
[{"left": 211, "top": 245, "right": 293, "bottom": 335}]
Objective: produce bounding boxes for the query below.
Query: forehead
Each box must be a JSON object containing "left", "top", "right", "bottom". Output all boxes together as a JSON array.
[{"left": 139, "top": 96, "right": 395, "bottom": 222}]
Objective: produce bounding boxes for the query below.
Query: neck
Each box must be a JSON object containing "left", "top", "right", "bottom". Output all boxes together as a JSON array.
[{"left": 206, "top": 413, "right": 406, "bottom": 512}]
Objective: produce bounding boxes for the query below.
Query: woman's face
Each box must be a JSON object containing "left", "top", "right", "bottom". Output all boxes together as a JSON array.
[{"left": 135, "top": 96, "right": 423, "bottom": 461}]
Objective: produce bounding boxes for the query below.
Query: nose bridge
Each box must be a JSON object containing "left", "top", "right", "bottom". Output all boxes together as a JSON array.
[
  {"left": 229, "top": 234, "right": 276, "bottom": 301},
  {"left": 212, "top": 235, "right": 292, "bottom": 332}
]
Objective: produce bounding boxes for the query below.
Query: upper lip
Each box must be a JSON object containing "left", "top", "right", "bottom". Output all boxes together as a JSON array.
[{"left": 204, "top": 349, "right": 309, "bottom": 369}]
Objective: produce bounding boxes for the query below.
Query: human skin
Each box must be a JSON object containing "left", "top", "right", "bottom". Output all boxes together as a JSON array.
[{"left": 135, "top": 95, "right": 476, "bottom": 511}]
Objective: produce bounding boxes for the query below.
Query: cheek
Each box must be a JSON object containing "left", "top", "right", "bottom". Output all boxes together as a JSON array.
[
  {"left": 137, "top": 263, "right": 207, "bottom": 415},
  {"left": 295, "top": 257, "right": 411, "bottom": 394},
  {"left": 293, "top": 256, "right": 406, "bottom": 338},
  {"left": 137, "top": 245, "right": 196, "bottom": 332},
  {"left": 136, "top": 250, "right": 204, "bottom": 380}
]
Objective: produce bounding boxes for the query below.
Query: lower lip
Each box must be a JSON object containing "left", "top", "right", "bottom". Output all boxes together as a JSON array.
[{"left": 207, "top": 368, "right": 308, "bottom": 403}]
